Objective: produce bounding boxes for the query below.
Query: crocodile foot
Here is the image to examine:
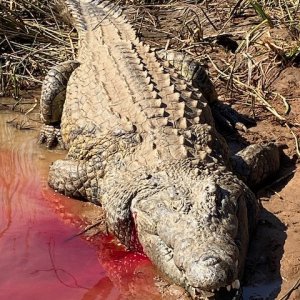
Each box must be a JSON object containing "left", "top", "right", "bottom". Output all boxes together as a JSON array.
[
  {"left": 230, "top": 142, "right": 280, "bottom": 188},
  {"left": 38, "top": 124, "right": 65, "bottom": 149},
  {"left": 211, "top": 101, "right": 256, "bottom": 132}
]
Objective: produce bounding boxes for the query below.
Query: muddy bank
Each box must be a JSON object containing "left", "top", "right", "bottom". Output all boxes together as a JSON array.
[{"left": 0, "top": 110, "right": 167, "bottom": 300}]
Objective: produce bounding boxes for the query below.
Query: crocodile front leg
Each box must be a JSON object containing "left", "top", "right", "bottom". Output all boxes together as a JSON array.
[
  {"left": 49, "top": 158, "right": 105, "bottom": 206},
  {"left": 48, "top": 159, "right": 88, "bottom": 199},
  {"left": 189, "top": 124, "right": 280, "bottom": 187},
  {"left": 39, "top": 60, "right": 79, "bottom": 148}
]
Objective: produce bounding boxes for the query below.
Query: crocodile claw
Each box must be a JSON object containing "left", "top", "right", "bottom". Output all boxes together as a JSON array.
[
  {"left": 38, "top": 124, "right": 65, "bottom": 149},
  {"left": 211, "top": 101, "right": 256, "bottom": 132}
]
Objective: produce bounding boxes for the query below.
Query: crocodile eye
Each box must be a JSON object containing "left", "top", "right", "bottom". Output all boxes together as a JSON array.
[{"left": 165, "top": 186, "right": 192, "bottom": 213}]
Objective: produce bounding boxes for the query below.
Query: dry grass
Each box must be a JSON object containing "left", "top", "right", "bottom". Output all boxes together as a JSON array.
[
  {"left": 2, "top": 0, "right": 298, "bottom": 101},
  {"left": 0, "top": 0, "right": 77, "bottom": 98}
]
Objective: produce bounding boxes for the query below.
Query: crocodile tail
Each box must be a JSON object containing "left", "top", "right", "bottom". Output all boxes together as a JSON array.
[
  {"left": 57, "top": 0, "right": 125, "bottom": 32},
  {"left": 55, "top": 0, "right": 87, "bottom": 32}
]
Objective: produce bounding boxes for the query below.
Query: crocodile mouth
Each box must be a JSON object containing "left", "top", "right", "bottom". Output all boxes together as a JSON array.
[{"left": 192, "top": 279, "right": 241, "bottom": 299}]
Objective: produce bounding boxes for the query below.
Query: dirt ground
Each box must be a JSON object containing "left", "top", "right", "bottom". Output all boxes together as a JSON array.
[{"left": 231, "top": 66, "right": 300, "bottom": 300}]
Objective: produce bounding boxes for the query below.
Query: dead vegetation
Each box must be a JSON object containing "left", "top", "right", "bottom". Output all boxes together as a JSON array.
[
  {"left": 0, "top": 0, "right": 300, "bottom": 153},
  {"left": 6, "top": 115, "right": 35, "bottom": 130},
  {"left": 0, "top": 0, "right": 76, "bottom": 98}
]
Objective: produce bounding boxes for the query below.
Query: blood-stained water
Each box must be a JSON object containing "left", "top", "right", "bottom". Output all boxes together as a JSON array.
[{"left": 0, "top": 111, "right": 161, "bottom": 300}]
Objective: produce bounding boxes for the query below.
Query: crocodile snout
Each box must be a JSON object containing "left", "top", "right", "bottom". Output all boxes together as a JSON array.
[
  {"left": 185, "top": 254, "right": 236, "bottom": 290},
  {"left": 173, "top": 239, "right": 239, "bottom": 291}
]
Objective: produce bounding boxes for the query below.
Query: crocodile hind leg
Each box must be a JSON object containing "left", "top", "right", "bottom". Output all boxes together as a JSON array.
[
  {"left": 39, "top": 60, "right": 79, "bottom": 148},
  {"left": 156, "top": 49, "right": 255, "bottom": 131},
  {"left": 230, "top": 142, "right": 280, "bottom": 188}
]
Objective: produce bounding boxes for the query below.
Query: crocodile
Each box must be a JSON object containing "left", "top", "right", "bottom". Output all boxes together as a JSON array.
[{"left": 39, "top": 0, "right": 280, "bottom": 299}]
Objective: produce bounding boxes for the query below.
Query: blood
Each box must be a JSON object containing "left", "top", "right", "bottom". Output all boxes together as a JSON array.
[{"left": 0, "top": 147, "right": 161, "bottom": 300}]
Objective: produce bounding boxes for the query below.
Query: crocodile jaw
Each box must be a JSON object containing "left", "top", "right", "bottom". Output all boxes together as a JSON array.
[
  {"left": 181, "top": 242, "right": 239, "bottom": 291},
  {"left": 136, "top": 217, "right": 240, "bottom": 294}
]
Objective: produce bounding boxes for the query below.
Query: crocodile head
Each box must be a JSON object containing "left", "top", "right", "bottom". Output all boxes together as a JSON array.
[{"left": 102, "top": 160, "right": 257, "bottom": 299}]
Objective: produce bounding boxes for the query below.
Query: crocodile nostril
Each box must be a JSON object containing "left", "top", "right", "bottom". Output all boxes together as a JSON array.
[{"left": 200, "top": 255, "right": 221, "bottom": 266}]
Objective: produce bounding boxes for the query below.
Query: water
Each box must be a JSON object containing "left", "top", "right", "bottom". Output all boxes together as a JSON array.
[{"left": 0, "top": 110, "right": 160, "bottom": 300}]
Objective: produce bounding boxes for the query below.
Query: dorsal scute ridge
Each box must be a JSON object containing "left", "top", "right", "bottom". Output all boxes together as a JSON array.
[
  {"left": 65, "top": 0, "right": 88, "bottom": 31},
  {"left": 98, "top": 0, "right": 137, "bottom": 40},
  {"left": 106, "top": 38, "right": 171, "bottom": 130},
  {"left": 129, "top": 42, "right": 203, "bottom": 158},
  {"left": 75, "top": 0, "right": 216, "bottom": 160},
  {"left": 160, "top": 85, "right": 175, "bottom": 96},
  {"left": 138, "top": 98, "right": 161, "bottom": 110},
  {"left": 181, "top": 90, "right": 192, "bottom": 98},
  {"left": 135, "top": 40, "right": 214, "bottom": 130},
  {"left": 167, "top": 101, "right": 185, "bottom": 110},
  {"left": 166, "top": 64, "right": 215, "bottom": 126},
  {"left": 166, "top": 92, "right": 181, "bottom": 103},
  {"left": 134, "top": 52, "right": 198, "bottom": 158}
]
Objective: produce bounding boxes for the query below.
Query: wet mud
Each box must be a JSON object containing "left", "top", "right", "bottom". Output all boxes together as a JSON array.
[{"left": 0, "top": 110, "right": 162, "bottom": 300}]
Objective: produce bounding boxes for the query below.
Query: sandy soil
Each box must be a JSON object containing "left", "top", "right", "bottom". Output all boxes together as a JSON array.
[{"left": 234, "top": 67, "right": 300, "bottom": 300}]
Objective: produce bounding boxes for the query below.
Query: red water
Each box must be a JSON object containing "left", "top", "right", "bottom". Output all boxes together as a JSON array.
[{"left": 0, "top": 112, "right": 160, "bottom": 300}]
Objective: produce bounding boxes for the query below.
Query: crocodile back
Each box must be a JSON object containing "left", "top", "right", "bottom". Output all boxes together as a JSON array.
[{"left": 61, "top": 0, "right": 226, "bottom": 164}]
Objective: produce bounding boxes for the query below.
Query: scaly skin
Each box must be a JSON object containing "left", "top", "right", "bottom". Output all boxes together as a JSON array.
[{"left": 40, "top": 1, "right": 280, "bottom": 299}]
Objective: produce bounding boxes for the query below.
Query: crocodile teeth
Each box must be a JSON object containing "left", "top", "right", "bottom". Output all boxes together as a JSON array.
[
  {"left": 232, "top": 279, "right": 240, "bottom": 290},
  {"left": 226, "top": 285, "right": 231, "bottom": 291}
]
